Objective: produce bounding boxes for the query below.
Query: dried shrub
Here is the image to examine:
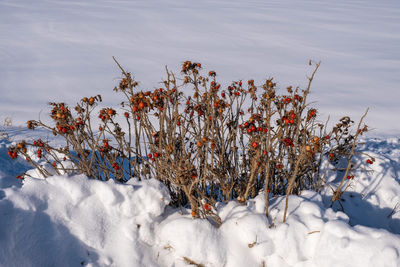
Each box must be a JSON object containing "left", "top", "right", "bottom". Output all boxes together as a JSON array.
[{"left": 8, "top": 59, "right": 370, "bottom": 223}]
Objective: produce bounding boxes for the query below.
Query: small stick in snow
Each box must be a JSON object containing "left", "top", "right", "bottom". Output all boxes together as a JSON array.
[
  {"left": 183, "top": 257, "right": 205, "bottom": 267},
  {"left": 387, "top": 202, "right": 400, "bottom": 218}
]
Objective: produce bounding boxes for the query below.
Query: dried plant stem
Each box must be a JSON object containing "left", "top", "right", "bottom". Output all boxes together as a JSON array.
[{"left": 331, "top": 108, "right": 369, "bottom": 206}]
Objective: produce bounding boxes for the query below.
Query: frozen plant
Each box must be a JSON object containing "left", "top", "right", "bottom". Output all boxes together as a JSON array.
[{"left": 8, "top": 59, "right": 370, "bottom": 223}]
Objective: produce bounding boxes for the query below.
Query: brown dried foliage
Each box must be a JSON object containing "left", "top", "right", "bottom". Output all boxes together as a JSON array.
[{"left": 9, "top": 59, "right": 369, "bottom": 223}]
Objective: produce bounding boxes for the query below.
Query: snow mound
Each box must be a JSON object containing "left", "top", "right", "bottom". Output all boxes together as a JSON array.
[
  {"left": 155, "top": 192, "right": 400, "bottom": 267},
  {"left": 0, "top": 175, "right": 170, "bottom": 267},
  {"left": 1, "top": 137, "right": 400, "bottom": 266}
]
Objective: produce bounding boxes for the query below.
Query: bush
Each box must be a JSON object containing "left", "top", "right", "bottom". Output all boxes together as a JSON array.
[{"left": 8, "top": 59, "right": 370, "bottom": 223}]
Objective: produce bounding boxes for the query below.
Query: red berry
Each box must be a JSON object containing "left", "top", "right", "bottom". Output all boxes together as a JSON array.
[
  {"left": 124, "top": 112, "right": 129, "bottom": 118},
  {"left": 204, "top": 203, "right": 211, "bottom": 211},
  {"left": 252, "top": 142, "right": 258, "bottom": 148}
]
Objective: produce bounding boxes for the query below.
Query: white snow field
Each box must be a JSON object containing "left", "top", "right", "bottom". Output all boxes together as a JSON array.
[
  {"left": 0, "top": 0, "right": 399, "bottom": 135},
  {"left": 1, "top": 0, "right": 400, "bottom": 266},
  {"left": 1, "top": 129, "right": 400, "bottom": 267}
]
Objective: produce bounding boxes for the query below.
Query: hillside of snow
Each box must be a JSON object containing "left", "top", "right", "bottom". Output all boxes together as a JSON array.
[{"left": 1, "top": 128, "right": 400, "bottom": 267}]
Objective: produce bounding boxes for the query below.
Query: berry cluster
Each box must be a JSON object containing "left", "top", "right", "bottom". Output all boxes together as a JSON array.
[
  {"left": 283, "top": 137, "right": 294, "bottom": 147},
  {"left": 99, "top": 108, "right": 116, "bottom": 121},
  {"left": 112, "top": 162, "right": 120, "bottom": 170},
  {"left": 181, "top": 60, "right": 202, "bottom": 74},
  {"left": 100, "top": 140, "right": 112, "bottom": 153},
  {"left": 366, "top": 158, "right": 374, "bottom": 164},
  {"left": 307, "top": 109, "right": 317, "bottom": 121},
  {"left": 282, "top": 110, "right": 296, "bottom": 125},
  {"left": 7, "top": 149, "right": 18, "bottom": 159}
]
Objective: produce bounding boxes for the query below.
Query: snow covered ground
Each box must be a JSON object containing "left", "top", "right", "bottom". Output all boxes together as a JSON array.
[
  {"left": 1, "top": 0, "right": 400, "bottom": 266},
  {"left": 1, "top": 129, "right": 400, "bottom": 266},
  {"left": 0, "top": 0, "right": 400, "bottom": 135}
]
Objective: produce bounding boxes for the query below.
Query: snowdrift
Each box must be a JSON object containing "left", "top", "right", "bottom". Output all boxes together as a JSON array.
[{"left": 1, "top": 136, "right": 400, "bottom": 267}]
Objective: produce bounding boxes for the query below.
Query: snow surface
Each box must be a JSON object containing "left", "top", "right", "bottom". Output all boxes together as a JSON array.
[
  {"left": 1, "top": 129, "right": 400, "bottom": 266},
  {"left": 1, "top": 0, "right": 400, "bottom": 265},
  {"left": 0, "top": 0, "right": 400, "bottom": 135}
]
